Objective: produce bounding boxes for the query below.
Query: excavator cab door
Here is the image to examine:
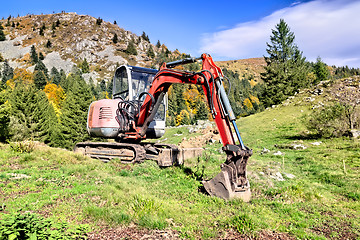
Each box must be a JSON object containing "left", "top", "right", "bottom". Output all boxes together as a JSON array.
[{"left": 113, "top": 66, "right": 167, "bottom": 138}]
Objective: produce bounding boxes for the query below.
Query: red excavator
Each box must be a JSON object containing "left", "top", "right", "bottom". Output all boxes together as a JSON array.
[{"left": 74, "top": 53, "right": 252, "bottom": 201}]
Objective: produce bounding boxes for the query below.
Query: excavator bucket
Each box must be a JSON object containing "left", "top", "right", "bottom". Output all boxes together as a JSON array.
[{"left": 203, "top": 146, "right": 252, "bottom": 202}]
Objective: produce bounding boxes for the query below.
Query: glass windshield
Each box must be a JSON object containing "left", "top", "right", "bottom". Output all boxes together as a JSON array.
[
  {"left": 131, "top": 71, "right": 153, "bottom": 99},
  {"left": 113, "top": 66, "right": 129, "bottom": 99}
]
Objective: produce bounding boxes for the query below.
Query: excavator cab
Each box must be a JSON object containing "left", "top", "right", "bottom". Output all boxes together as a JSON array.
[{"left": 113, "top": 65, "right": 166, "bottom": 138}]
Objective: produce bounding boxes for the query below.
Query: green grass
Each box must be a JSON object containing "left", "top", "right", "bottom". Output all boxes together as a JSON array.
[{"left": 0, "top": 90, "right": 359, "bottom": 239}]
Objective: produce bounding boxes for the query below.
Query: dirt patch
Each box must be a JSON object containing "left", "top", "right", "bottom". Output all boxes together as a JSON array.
[
  {"left": 220, "top": 229, "right": 295, "bottom": 240},
  {"left": 179, "top": 126, "right": 221, "bottom": 148},
  {"left": 311, "top": 220, "right": 358, "bottom": 240},
  {"left": 87, "top": 226, "right": 180, "bottom": 240}
]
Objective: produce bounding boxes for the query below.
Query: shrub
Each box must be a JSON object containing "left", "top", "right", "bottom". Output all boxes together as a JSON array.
[
  {"left": 9, "top": 140, "right": 36, "bottom": 153},
  {"left": 0, "top": 212, "right": 88, "bottom": 239},
  {"left": 304, "top": 103, "right": 349, "bottom": 138}
]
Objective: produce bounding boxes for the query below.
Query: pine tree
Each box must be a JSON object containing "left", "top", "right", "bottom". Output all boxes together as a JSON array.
[
  {"left": 33, "top": 71, "right": 47, "bottom": 90},
  {"left": 59, "top": 74, "right": 93, "bottom": 149},
  {"left": 50, "top": 67, "right": 61, "bottom": 85},
  {"left": 261, "top": 19, "right": 309, "bottom": 107},
  {"left": 30, "top": 45, "right": 38, "bottom": 64},
  {"left": 36, "top": 90, "right": 63, "bottom": 146},
  {"left": 112, "top": 33, "right": 118, "bottom": 44},
  {"left": 313, "top": 57, "right": 329, "bottom": 84},
  {"left": 34, "top": 60, "right": 49, "bottom": 77},
  {"left": 125, "top": 40, "right": 138, "bottom": 55},
  {"left": 96, "top": 17, "right": 102, "bottom": 25},
  {"left": 147, "top": 45, "right": 155, "bottom": 58},
  {"left": 0, "top": 90, "right": 10, "bottom": 142},
  {"left": 80, "top": 58, "right": 90, "bottom": 73},
  {"left": 141, "top": 31, "right": 150, "bottom": 42},
  {"left": 45, "top": 39, "right": 52, "bottom": 48},
  {"left": 0, "top": 28, "right": 5, "bottom": 41},
  {"left": 156, "top": 40, "right": 161, "bottom": 48},
  {"left": 7, "top": 84, "right": 42, "bottom": 141},
  {"left": 1, "top": 60, "right": 14, "bottom": 86},
  {"left": 39, "top": 52, "right": 45, "bottom": 60}
]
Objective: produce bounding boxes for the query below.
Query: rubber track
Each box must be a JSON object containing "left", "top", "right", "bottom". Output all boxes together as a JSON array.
[{"left": 74, "top": 142, "right": 146, "bottom": 163}]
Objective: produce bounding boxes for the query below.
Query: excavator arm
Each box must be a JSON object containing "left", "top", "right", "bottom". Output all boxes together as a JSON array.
[{"left": 132, "top": 54, "right": 252, "bottom": 200}]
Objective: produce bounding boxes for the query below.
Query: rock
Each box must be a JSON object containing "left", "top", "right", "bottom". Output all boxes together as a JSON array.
[
  {"left": 283, "top": 172, "right": 295, "bottom": 179},
  {"left": 291, "top": 144, "right": 307, "bottom": 150},
  {"left": 350, "top": 130, "right": 360, "bottom": 139},
  {"left": 7, "top": 173, "right": 30, "bottom": 179},
  {"left": 261, "top": 147, "right": 270, "bottom": 154},
  {"left": 311, "top": 141, "right": 322, "bottom": 146},
  {"left": 273, "top": 151, "right": 284, "bottom": 156},
  {"left": 208, "top": 138, "right": 216, "bottom": 144},
  {"left": 270, "top": 172, "right": 284, "bottom": 181}
]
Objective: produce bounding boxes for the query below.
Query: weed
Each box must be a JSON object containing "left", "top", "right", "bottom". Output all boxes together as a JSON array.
[
  {"left": 9, "top": 140, "right": 36, "bottom": 153},
  {"left": 229, "top": 213, "right": 255, "bottom": 234},
  {"left": 131, "top": 195, "right": 161, "bottom": 216},
  {"left": 0, "top": 212, "right": 88, "bottom": 239}
]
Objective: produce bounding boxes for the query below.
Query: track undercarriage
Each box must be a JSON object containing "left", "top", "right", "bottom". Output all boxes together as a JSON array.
[{"left": 74, "top": 142, "right": 202, "bottom": 167}]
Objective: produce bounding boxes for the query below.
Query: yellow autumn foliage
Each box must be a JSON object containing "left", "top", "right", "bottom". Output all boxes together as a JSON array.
[
  {"left": 243, "top": 98, "right": 253, "bottom": 110},
  {"left": 7, "top": 68, "right": 33, "bottom": 88},
  {"left": 183, "top": 86, "right": 201, "bottom": 114},
  {"left": 175, "top": 109, "right": 190, "bottom": 126},
  {"left": 249, "top": 94, "right": 259, "bottom": 104},
  {"left": 44, "top": 83, "right": 66, "bottom": 114}
]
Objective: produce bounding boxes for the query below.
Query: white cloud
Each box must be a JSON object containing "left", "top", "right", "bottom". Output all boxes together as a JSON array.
[{"left": 200, "top": 0, "right": 360, "bottom": 67}]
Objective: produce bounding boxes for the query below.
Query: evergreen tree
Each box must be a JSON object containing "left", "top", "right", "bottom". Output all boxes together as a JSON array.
[
  {"left": 156, "top": 40, "right": 161, "bottom": 48},
  {"left": 80, "top": 58, "right": 90, "bottom": 73},
  {"left": 33, "top": 71, "right": 47, "bottom": 90},
  {"left": 39, "top": 52, "right": 45, "bottom": 60},
  {"left": 0, "top": 53, "right": 3, "bottom": 62},
  {"left": 313, "top": 57, "right": 330, "bottom": 84},
  {"left": 45, "top": 39, "right": 52, "bottom": 48},
  {"left": 0, "top": 22, "right": 3, "bottom": 30},
  {"left": 100, "top": 79, "right": 106, "bottom": 91},
  {"left": 112, "top": 33, "right": 118, "bottom": 44},
  {"left": 147, "top": 45, "right": 155, "bottom": 58},
  {"left": 261, "top": 19, "right": 309, "bottom": 107},
  {"left": 141, "top": 31, "right": 150, "bottom": 42},
  {"left": 0, "top": 28, "right": 5, "bottom": 41},
  {"left": 125, "top": 40, "right": 138, "bottom": 55},
  {"left": 36, "top": 90, "right": 63, "bottom": 147},
  {"left": 30, "top": 45, "right": 38, "bottom": 64},
  {"left": 113, "top": 20, "right": 117, "bottom": 25},
  {"left": 34, "top": 60, "right": 49, "bottom": 77},
  {"left": 0, "top": 90, "right": 10, "bottom": 142},
  {"left": 50, "top": 67, "right": 61, "bottom": 85},
  {"left": 107, "top": 78, "right": 113, "bottom": 98},
  {"left": 59, "top": 74, "right": 93, "bottom": 149},
  {"left": 96, "top": 17, "right": 102, "bottom": 25},
  {"left": 56, "top": 19, "right": 60, "bottom": 27},
  {"left": 7, "top": 84, "right": 42, "bottom": 141},
  {"left": 1, "top": 60, "right": 14, "bottom": 86}
]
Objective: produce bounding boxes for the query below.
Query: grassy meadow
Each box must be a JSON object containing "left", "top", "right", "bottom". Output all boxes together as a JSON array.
[{"left": 0, "top": 87, "right": 359, "bottom": 239}]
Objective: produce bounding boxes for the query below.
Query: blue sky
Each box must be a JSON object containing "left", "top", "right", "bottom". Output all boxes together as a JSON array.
[{"left": 1, "top": 0, "right": 360, "bottom": 67}]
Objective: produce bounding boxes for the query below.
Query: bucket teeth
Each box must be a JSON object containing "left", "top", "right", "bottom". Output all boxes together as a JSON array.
[
  {"left": 203, "top": 144, "right": 252, "bottom": 201},
  {"left": 203, "top": 171, "right": 251, "bottom": 202}
]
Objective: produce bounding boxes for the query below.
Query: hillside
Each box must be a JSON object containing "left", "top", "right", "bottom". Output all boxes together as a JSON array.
[
  {"left": 216, "top": 58, "right": 266, "bottom": 86},
  {"left": 0, "top": 12, "right": 187, "bottom": 82},
  {"left": 0, "top": 12, "right": 265, "bottom": 85},
  {"left": 0, "top": 77, "right": 358, "bottom": 239}
]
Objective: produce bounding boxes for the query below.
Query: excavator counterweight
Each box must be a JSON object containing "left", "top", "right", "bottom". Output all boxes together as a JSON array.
[{"left": 75, "top": 54, "right": 252, "bottom": 201}]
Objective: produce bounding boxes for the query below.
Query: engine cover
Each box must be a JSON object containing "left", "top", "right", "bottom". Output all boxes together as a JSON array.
[{"left": 87, "top": 99, "right": 121, "bottom": 138}]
